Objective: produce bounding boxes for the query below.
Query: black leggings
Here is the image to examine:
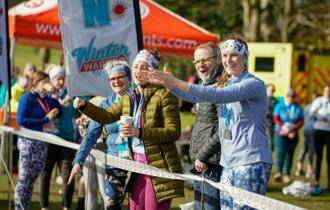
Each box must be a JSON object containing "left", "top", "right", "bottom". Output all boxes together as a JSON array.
[
  {"left": 313, "top": 129, "right": 330, "bottom": 184},
  {"left": 40, "top": 158, "right": 74, "bottom": 208}
]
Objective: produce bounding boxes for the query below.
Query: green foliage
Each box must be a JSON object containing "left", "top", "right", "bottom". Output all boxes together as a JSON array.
[{"left": 154, "top": 0, "right": 243, "bottom": 37}]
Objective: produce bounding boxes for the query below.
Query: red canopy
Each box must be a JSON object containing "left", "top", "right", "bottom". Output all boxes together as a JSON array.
[{"left": 9, "top": 0, "right": 219, "bottom": 56}]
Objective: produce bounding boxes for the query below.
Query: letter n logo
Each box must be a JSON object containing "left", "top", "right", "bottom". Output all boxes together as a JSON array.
[{"left": 82, "top": 0, "right": 110, "bottom": 28}]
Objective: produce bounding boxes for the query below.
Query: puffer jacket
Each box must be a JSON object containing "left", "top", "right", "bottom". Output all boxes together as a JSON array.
[
  {"left": 190, "top": 64, "right": 223, "bottom": 164},
  {"left": 80, "top": 84, "right": 184, "bottom": 202}
]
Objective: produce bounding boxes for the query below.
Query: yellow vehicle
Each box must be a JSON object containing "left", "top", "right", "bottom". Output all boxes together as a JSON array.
[{"left": 247, "top": 42, "right": 330, "bottom": 105}]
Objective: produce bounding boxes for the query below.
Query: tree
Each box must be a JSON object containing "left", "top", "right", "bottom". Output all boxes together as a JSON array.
[
  {"left": 155, "top": 0, "right": 243, "bottom": 39},
  {"left": 240, "top": 0, "right": 329, "bottom": 46}
]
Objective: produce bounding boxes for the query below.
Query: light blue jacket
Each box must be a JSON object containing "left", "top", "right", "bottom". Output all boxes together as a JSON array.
[
  {"left": 171, "top": 71, "right": 273, "bottom": 168},
  {"left": 73, "top": 94, "right": 131, "bottom": 167}
]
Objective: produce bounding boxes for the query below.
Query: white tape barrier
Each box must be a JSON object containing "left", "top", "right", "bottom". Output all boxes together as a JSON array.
[{"left": 0, "top": 125, "right": 306, "bottom": 210}]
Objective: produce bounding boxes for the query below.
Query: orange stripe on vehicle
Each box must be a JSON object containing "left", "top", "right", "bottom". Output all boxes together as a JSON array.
[
  {"left": 313, "top": 78, "right": 322, "bottom": 88},
  {"left": 292, "top": 73, "right": 307, "bottom": 88},
  {"left": 314, "top": 68, "right": 329, "bottom": 84}
]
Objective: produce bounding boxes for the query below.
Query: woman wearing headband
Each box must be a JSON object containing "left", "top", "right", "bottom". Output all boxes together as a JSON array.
[
  {"left": 137, "top": 38, "right": 273, "bottom": 209},
  {"left": 73, "top": 50, "right": 184, "bottom": 210},
  {"left": 69, "top": 61, "right": 132, "bottom": 210}
]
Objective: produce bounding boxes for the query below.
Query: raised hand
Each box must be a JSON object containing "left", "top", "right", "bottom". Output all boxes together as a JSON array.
[
  {"left": 136, "top": 69, "right": 176, "bottom": 88},
  {"left": 73, "top": 97, "right": 86, "bottom": 109}
]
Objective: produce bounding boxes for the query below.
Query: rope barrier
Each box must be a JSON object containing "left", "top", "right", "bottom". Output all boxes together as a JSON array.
[{"left": 0, "top": 125, "right": 306, "bottom": 210}]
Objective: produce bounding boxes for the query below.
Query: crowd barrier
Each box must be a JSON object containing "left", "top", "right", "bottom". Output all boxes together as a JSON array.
[{"left": 0, "top": 125, "right": 306, "bottom": 210}]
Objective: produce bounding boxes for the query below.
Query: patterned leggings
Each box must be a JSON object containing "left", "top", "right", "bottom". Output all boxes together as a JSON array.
[
  {"left": 14, "top": 138, "right": 48, "bottom": 210},
  {"left": 104, "top": 168, "right": 127, "bottom": 210},
  {"left": 220, "top": 162, "right": 272, "bottom": 210}
]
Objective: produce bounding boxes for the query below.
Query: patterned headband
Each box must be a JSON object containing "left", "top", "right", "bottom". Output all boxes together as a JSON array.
[
  {"left": 221, "top": 39, "right": 249, "bottom": 60},
  {"left": 133, "top": 49, "right": 159, "bottom": 69}
]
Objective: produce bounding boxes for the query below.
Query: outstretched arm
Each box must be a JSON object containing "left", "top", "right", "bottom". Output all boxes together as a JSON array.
[{"left": 73, "top": 97, "right": 122, "bottom": 124}]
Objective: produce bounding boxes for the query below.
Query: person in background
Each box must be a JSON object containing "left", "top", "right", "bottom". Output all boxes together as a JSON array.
[
  {"left": 10, "top": 75, "right": 31, "bottom": 113},
  {"left": 73, "top": 49, "right": 184, "bottom": 210},
  {"left": 15, "top": 71, "right": 62, "bottom": 210},
  {"left": 265, "top": 84, "right": 278, "bottom": 151},
  {"left": 23, "top": 63, "right": 37, "bottom": 79},
  {"left": 189, "top": 42, "right": 223, "bottom": 210},
  {"left": 310, "top": 84, "right": 330, "bottom": 190},
  {"left": 11, "top": 66, "right": 21, "bottom": 86},
  {"left": 178, "top": 75, "right": 199, "bottom": 164},
  {"left": 272, "top": 88, "right": 304, "bottom": 183},
  {"left": 179, "top": 75, "right": 199, "bottom": 112},
  {"left": 0, "top": 80, "right": 6, "bottom": 108},
  {"left": 39, "top": 65, "right": 76, "bottom": 210},
  {"left": 295, "top": 92, "right": 319, "bottom": 178},
  {"left": 69, "top": 61, "right": 132, "bottom": 210},
  {"left": 10, "top": 75, "right": 31, "bottom": 175},
  {"left": 74, "top": 111, "right": 107, "bottom": 210},
  {"left": 137, "top": 37, "right": 273, "bottom": 210},
  {"left": 74, "top": 115, "right": 90, "bottom": 210}
]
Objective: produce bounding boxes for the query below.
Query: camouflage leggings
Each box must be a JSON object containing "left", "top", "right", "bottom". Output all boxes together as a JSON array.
[
  {"left": 104, "top": 168, "right": 128, "bottom": 210},
  {"left": 14, "top": 137, "right": 48, "bottom": 210},
  {"left": 220, "top": 162, "right": 272, "bottom": 210}
]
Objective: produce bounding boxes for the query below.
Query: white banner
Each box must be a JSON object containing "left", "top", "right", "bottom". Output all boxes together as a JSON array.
[
  {"left": 58, "top": 0, "right": 140, "bottom": 97},
  {"left": 0, "top": 0, "right": 10, "bottom": 90},
  {"left": 0, "top": 124, "right": 306, "bottom": 210}
]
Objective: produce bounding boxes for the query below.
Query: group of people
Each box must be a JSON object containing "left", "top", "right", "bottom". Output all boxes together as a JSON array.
[
  {"left": 8, "top": 64, "right": 77, "bottom": 210},
  {"left": 0, "top": 36, "right": 329, "bottom": 210},
  {"left": 266, "top": 82, "right": 330, "bottom": 189},
  {"left": 72, "top": 37, "right": 273, "bottom": 210}
]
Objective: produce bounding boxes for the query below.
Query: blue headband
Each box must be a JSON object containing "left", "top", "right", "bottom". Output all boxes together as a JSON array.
[{"left": 106, "top": 64, "right": 131, "bottom": 81}]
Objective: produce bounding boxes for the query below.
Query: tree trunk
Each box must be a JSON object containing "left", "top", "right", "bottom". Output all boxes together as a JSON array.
[
  {"left": 242, "top": 0, "right": 260, "bottom": 41},
  {"left": 40, "top": 48, "right": 50, "bottom": 70},
  {"left": 281, "top": 0, "right": 292, "bottom": 42}
]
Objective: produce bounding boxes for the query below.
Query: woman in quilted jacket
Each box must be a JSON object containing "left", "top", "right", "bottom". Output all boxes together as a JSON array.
[{"left": 73, "top": 49, "right": 184, "bottom": 210}]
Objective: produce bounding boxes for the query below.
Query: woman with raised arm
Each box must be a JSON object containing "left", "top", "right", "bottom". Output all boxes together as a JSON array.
[
  {"left": 137, "top": 38, "right": 273, "bottom": 210},
  {"left": 69, "top": 62, "right": 133, "bottom": 210},
  {"left": 73, "top": 50, "right": 184, "bottom": 210}
]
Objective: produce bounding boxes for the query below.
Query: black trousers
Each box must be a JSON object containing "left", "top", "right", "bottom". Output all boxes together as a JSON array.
[
  {"left": 40, "top": 145, "right": 75, "bottom": 208},
  {"left": 313, "top": 129, "right": 330, "bottom": 184}
]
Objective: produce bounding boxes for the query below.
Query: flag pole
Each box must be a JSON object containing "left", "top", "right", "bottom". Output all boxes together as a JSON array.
[
  {"left": 133, "top": 0, "right": 143, "bottom": 50},
  {"left": 2, "top": 0, "right": 13, "bottom": 209}
]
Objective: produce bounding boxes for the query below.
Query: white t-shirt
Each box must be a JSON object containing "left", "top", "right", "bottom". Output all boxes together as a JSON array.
[{"left": 311, "top": 96, "right": 330, "bottom": 131}]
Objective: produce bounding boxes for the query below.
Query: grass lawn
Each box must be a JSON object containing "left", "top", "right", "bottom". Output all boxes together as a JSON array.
[
  {"left": 12, "top": 45, "right": 62, "bottom": 72},
  {"left": 1, "top": 45, "right": 329, "bottom": 209}
]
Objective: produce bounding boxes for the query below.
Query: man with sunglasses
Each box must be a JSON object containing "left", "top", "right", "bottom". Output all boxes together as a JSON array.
[{"left": 190, "top": 42, "right": 223, "bottom": 210}]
